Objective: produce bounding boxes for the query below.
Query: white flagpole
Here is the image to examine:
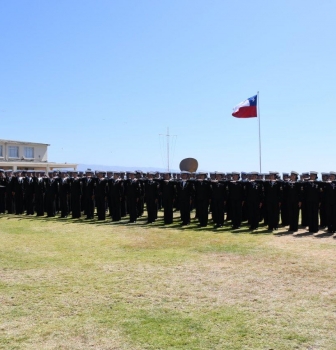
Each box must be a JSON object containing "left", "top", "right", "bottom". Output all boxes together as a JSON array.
[{"left": 257, "top": 91, "right": 261, "bottom": 173}]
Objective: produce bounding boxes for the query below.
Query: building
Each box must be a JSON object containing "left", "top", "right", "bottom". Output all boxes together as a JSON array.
[{"left": 0, "top": 139, "right": 77, "bottom": 172}]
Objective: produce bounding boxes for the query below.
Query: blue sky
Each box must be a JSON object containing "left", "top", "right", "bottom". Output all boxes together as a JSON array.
[{"left": 1, "top": 0, "right": 335, "bottom": 173}]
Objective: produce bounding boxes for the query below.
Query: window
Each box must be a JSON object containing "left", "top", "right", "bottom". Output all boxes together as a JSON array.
[
  {"left": 24, "top": 147, "right": 34, "bottom": 158},
  {"left": 8, "top": 146, "right": 19, "bottom": 158},
  {"left": 0, "top": 145, "right": 3, "bottom": 157}
]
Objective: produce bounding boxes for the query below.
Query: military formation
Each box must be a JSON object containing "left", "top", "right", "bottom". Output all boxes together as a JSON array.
[{"left": 1, "top": 169, "right": 336, "bottom": 234}]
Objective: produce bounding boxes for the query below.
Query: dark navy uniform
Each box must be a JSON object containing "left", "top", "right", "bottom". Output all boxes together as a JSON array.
[
  {"left": 5, "top": 171, "right": 15, "bottom": 214},
  {"left": 264, "top": 174, "right": 282, "bottom": 231},
  {"left": 84, "top": 173, "right": 95, "bottom": 219},
  {"left": 176, "top": 173, "right": 194, "bottom": 225},
  {"left": 95, "top": 173, "right": 108, "bottom": 221},
  {"left": 160, "top": 176, "right": 176, "bottom": 224},
  {"left": 0, "top": 170, "right": 6, "bottom": 213},
  {"left": 13, "top": 173, "right": 25, "bottom": 215},
  {"left": 280, "top": 173, "right": 290, "bottom": 226},
  {"left": 125, "top": 173, "right": 140, "bottom": 223},
  {"left": 194, "top": 175, "right": 211, "bottom": 227},
  {"left": 211, "top": 175, "right": 226, "bottom": 228},
  {"left": 322, "top": 176, "right": 336, "bottom": 233},
  {"left": 246, "top": 175, "right": 263, "bottom": 230},
  {"left": 299, "top": 173, "right": 309, "bottom": 226},
  {"left": 108, "top": 175, "right": 124, "bottom": 222},
  {"left": 45, "top": 174, "right": 58, "bottom": 217},
  {"left": 144, "top": 174, "right": 159, "bottom": 224},
  {"left": 59, "top": 174, "right": 70, "bottom": 218},
  {"left": 34, "top": 173, "right": 45, "bottom": 216},
  {"left": 286, "top": 172, "right": 301, "bottom": 232},
  {"left": 319, "top": 173, "right": 329, "bottom": 229},
  {"left": 136, "top": 172, "right": 145, "bottom": 218},
  {"left": 303, "top": 172, "right": 321, "bottom": 233},
  {"left": 228, "top": 174, "right": 245, "bottom": 229},
  {"left": 24, "top": 173, "right": 35, "bottom": 215},
  {"left": 70, "top": 173, "right": 82, "bottom": 219}
]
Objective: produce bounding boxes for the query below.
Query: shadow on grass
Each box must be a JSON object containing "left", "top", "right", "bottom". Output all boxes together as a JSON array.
[
  {"left": 1, "top": 214, "right": 335, "bottom": 239},
  {"left": 293, "top": 231, "right": 314, "bottom": 238},
  {"left": 313, "top": 231, "right": 334, "bottom": 238}
]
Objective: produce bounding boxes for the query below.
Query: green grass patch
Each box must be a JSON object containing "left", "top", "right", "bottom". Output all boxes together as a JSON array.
[{"left": 1, "top": 215, "right": 336, "bottom": 349}]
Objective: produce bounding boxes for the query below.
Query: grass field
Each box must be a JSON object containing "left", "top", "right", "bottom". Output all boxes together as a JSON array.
[{"left": 1, "top": 212, "right": 336, "bottom": 350}]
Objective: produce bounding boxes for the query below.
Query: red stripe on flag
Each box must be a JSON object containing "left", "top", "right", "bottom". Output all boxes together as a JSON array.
[{"left": 232, "top": 106, "right": 257, "bottom": 118}]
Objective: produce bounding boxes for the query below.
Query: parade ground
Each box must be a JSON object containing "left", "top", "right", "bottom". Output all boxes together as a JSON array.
[{"left": 1, "top": 213, "right": 336, "bottom": 350}]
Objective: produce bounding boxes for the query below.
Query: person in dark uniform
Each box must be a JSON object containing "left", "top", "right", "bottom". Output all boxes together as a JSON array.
[
  {"left": 144, "top": 172, "right": 159, "bottom": 224},
  {"left": 225, "top": 173, "right": 232, "bottom": 222},
  {"left": 108, "top": 172, "right": 124, "bottom": 222},
  {"left": 241, "top": 172, "right": 249, "bottom": 223},
  {"left": 263, "top": 171, "right": 282, "bottom": 231},
  {"left": 44, "top": 171, "right": 58, "bottom": 217},
  {"left": 260, "top": 173, "right": 268, "bottom": 226},
  {"left": 208, "top": 172, "right": 216, "bottom": 219},
  {"left": 193, "top": 173, "right": 200, "bottom": 220},
  {"left": 136, "top": 171, "right": 145, "bottom": 218},
  {"left": 245, "top": 171, "right": 263, "bottom": 231},
  {"left": 299, "top": 172, "right": 309, "bottom": 227},
  {"left": 13, "top": 171, "right": 25, "bottom": 215},
  {"left": 211, "top": 172, "right": 226, "bottom": 228},
  {"left": 59, "top": 171, "right": 70, "bottom": 218},
  {"left": 176, "top": 171, "right": 194, "bottom": 226},
  {"left": 84, "top": 170, "right": 95, "bottom": 220},
  {"left": 0, "top": 169, "right": 6, "bottom": 213},
  {"left": 24, "top": 170, "right": 35, "bottom": 215},
  {"left": 70, "top": 171, "right": 82, "bottom": 219},
  {"left": 125, "top": 171, "right": 140, "bottom": 223},
  {"left": 324, "top": 171, "right": 336, "bottom": 234},
  {"left": 174, "top": 173, "right": 181, "bottom": 212},
  {"left": 303, "top": 171, "right": 321, "bottom": 233},
  {"left": 227, "top": 172, "right": 245, "bottom": 229},
  {"left": 79, "top": 171, "right": 86, "bottom": 215},
  {"left": 280, "top": 172, "right": 289, "bottom": 226},
  {"left": 156, "top": 172, "right": 163, "bottom": 211},
  {"left": 106, "top": 171, "right": 113, "bottom": 217},
  {"left": 119, "top": 172, "right": 127, "bottom": 218},
  {"left": 5, "top": 170, "right": 15, "bottom": 214},
  {"left": 95, "top": 171, "right": 108, "bottom": 221},
  {"left": 319, "top": 172, "right": 329, "bottom": 229},
  {"left": 194, "top": 172, "right": 211, "bottom": 227},
  {"left": 286, "top": 171, "right": 301, "bottom": 232},
  {"left": 160, "top": 172, "right": 176, "bottom": 225},
  {"left": 52, "top": 171, "right": 60, "bottom": 214},
  {"left": 34, "top": 171, "right": 46, "bottom": 216}
]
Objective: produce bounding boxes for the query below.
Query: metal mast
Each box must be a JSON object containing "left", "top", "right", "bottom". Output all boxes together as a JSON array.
[
  {"left": 159, "top": 127, "right": 177, "bottom": 172},
  {"left": 167, "top": 127, "right": 170, "bottom": 172}
]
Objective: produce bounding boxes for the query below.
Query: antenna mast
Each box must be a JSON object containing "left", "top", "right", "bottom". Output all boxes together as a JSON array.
[
  {"left": 159, "top": 127, "right": 177, "bottom": 172},
  {"left": 167, "top": 127, "right": 170, "bottom": 172}
]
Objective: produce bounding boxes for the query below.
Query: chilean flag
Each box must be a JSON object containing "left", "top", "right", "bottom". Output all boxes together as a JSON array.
[{"left": 232, "top": 95, "right": 257, "bottom": 118}]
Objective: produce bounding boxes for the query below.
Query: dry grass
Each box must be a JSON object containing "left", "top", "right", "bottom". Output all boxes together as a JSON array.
[{"left": 0, "top": 213, "right": 336, "bottom": 349}]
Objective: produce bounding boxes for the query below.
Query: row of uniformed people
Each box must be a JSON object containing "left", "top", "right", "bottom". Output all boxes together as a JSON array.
[
  {"left": 209, "top": 170, "right": 336, "bottom": 233},
  {"left": 0, "top": 169, "right": 125, "bottom": 220},
  {"left": 1, "top": 169, "right": 336, "bottom": 233}
]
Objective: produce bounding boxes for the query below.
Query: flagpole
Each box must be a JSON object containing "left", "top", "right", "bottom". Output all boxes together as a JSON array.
[{"left": 257, "top": 91, "right": 261, "bottom": 173}]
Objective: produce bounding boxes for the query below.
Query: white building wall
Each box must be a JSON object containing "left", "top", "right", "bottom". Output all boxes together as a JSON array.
[
  {"left": 0, "top": 141, "right": 48, "bottom": 161},
  {"left": 33, "top": 145, "right": 48, "bottom": 161},
  {"left": 0, "top": 139, "right": 76, "bottom": 171}
]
